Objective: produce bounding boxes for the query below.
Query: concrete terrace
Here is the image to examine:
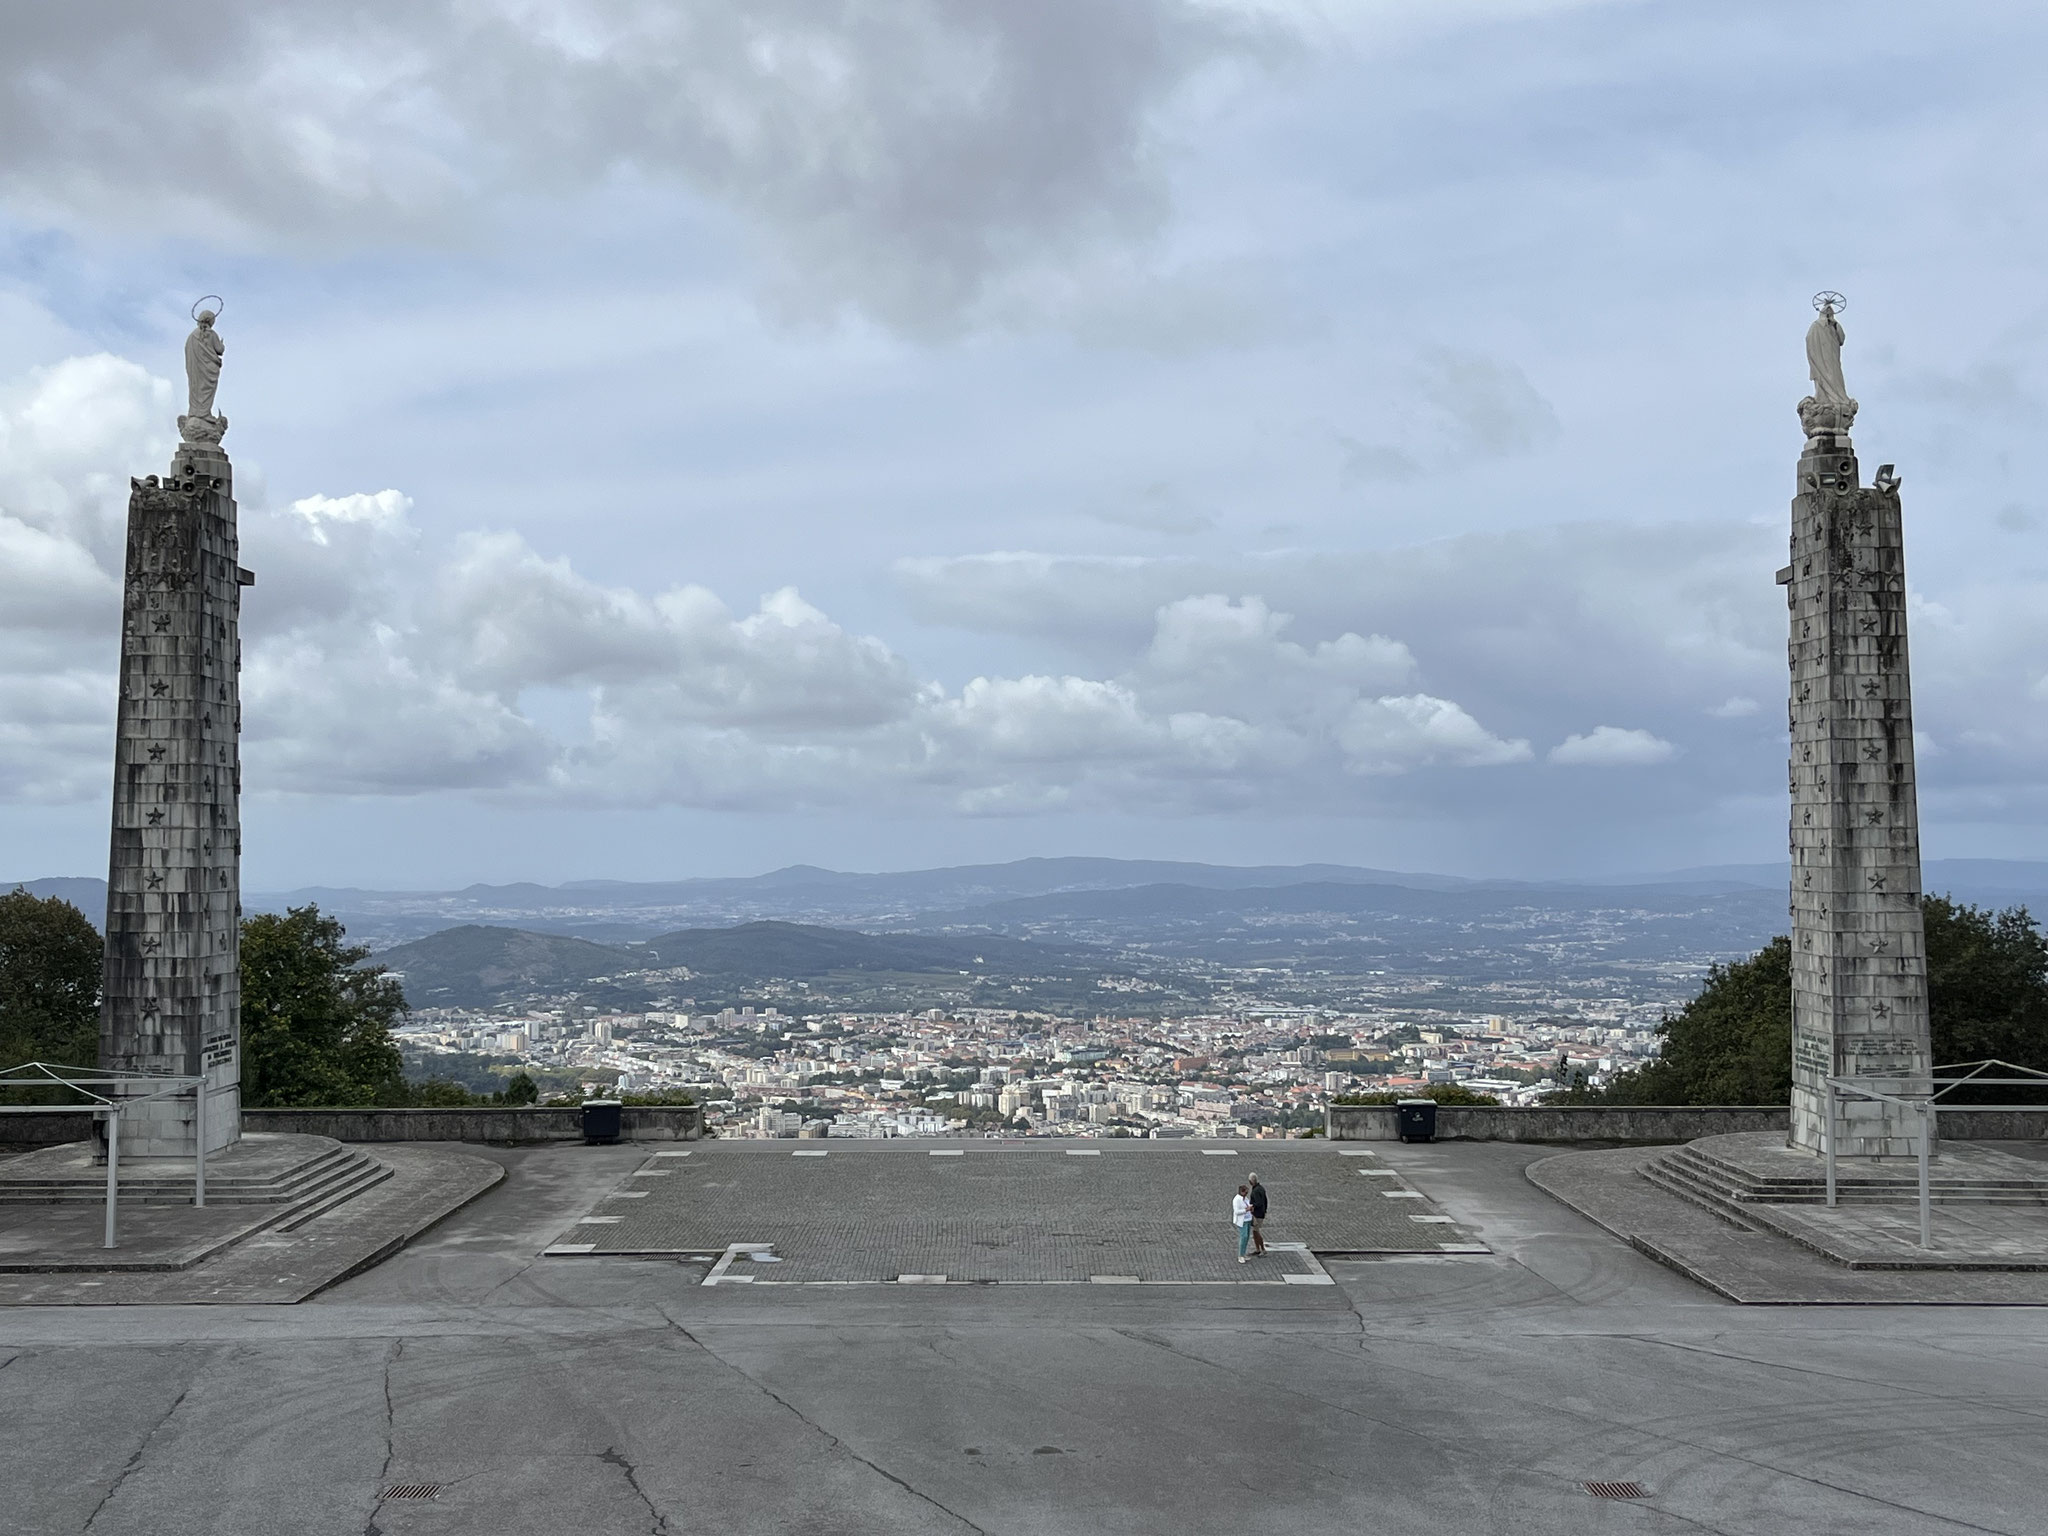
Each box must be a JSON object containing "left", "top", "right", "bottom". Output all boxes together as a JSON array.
[{"left": 3, "top": 1137, "right": 2046, "bottom": 1534}]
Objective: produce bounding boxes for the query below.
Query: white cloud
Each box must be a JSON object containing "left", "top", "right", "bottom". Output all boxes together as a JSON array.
[
  {"left": 288, "top": 490, "right": 413, "bottom": 544},
  {"left": 1339, "top": 695, "right": 1530, "bottom": 774},
  {"left": 0, "top": 350, "right": 1535, "bottom": 817},
  {"left": 1549, "top": 726, "right": 1675, "bottom": 767},
  {"left": 13, "top": 340, "right": 2048, "bottom": 846}
]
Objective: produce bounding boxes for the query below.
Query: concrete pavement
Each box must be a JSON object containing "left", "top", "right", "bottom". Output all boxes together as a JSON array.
[{"left": 2, "top": 1139, "right": 2044, "bottom": 1535}]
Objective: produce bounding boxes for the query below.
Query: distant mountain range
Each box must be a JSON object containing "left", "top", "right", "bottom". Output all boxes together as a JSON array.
[
  {"left": 12, "top": 856, "right": 2048, "bottom": 944},
  {"left": 19, "top": 855, "right": 2048, "bottom": 1015}
]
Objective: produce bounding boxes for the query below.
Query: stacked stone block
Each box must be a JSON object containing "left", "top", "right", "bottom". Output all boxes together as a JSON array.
[
  {"left": 1784, "top": 399, "right": 1931, "bottom": 1157},
  {"left": 100, "top": 437, "right": 248, "bottom": 1157}
]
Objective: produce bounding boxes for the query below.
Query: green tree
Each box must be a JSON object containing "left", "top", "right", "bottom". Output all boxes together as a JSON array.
[
  {"left": 496, "top": 1071, "right": 539, "bottom": 1106},
  {"left": 1590, "top": 938, "right": 1792, "bottom": 1105},
  {"left": 1923, "top": 898, "right": 2048, "bottom": 1077},
  {"left": 241, "top": 905, "right": 408, "bottom": 1106},
  {"left": 1587, "top": 899, "right": 2048, "bottom": 1105},
  {"left": 0, "top": 888, "right": 103, "bottom": 1071}
]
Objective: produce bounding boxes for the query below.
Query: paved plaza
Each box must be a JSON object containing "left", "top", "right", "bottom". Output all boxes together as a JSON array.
[
  {"left": 548, "top": 1139, "right": 1484, "bottom": 1282},
  {"left": 4, "top": 1136, "right": 2047, "bottom": 1534}
]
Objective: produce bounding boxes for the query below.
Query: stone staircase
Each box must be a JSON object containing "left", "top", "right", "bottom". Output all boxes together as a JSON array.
[
  {"left": 0, "top": 1136, "right": 391, "bottom": 1224},
  {"left": 1643, "top": 1136, "right": 2048, "bottom": 1227}
]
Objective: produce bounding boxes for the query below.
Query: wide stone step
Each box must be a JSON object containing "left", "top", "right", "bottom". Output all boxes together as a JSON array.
[
  {"left": 274, "top": 1159, "right": 394, "bottom": 1231},
  {"left": 1638, "top": 1160, "right": 1762, "bottom": 1231},
  {"left": 0, "top": 1147, "right": 365, "bottom": 1205},
  {"left": 1659, "top": 1143, "right": 2048, "bottom": 1206}
]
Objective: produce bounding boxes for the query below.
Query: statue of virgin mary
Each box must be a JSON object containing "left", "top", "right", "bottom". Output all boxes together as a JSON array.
[
  {"left": 185, "top": 309, "right": 225, "bottom": 420},
  {"left": 1806, "top": 299, "right": 1848, "bottom": 405}
]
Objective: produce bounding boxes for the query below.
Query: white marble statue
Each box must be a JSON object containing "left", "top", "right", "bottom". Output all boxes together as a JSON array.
[
  {"left": 1806, "top": 298, "right": 1848, "bottom": 406},
  {"left": 185, "top": 309, "right": 224, "bottom": 419}
]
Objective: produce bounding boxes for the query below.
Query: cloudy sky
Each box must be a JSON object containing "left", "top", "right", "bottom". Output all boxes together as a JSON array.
[{"left": 3, "top": 0, "right": 2046, "bottom": 889}]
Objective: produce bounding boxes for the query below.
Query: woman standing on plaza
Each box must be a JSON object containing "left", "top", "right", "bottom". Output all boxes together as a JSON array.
[{"left": 1232, "top": 1184, "right": 1253, "bottom": 1262}]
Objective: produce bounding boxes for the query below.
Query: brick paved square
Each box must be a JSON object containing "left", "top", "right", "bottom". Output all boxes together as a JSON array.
[{"left": 564, "top": 1139, "right": 1485, "bottom": 1282}]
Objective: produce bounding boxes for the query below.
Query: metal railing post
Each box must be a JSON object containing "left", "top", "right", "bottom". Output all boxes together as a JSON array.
[
  {"left": 103, "top": 1107, "right": 120, "bottom": 1250},
  {"left": 1918, "top": 1101, "right": 1932, "bottom": 1250},
  {"left": 1824, "top": 1080, "right": 1837, "bottom": 1207},
  {"left": 194, "top": 1079, "right": 206, "bottom": 1208}
]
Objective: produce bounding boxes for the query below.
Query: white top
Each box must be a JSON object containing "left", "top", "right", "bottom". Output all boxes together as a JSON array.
[{"left": 1231, "top": 1194, "right": 1251, "bottom": 1226}]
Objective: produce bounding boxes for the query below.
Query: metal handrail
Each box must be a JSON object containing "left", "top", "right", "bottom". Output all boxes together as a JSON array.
[
  {"left": 0, "top": 1062, "right": 209, "bottom": 1248},
  {"left": 1820, "top": 1061, "right": 2048, "bottom": 1251}
]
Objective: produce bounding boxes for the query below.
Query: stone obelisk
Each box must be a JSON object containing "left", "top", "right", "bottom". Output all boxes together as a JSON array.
[
  {"left": 99, "top": 305, "right": 251, "bottom": 1157},
  {"left": 1782, "top": 295, "right": 1931, "bottom": 1157}
]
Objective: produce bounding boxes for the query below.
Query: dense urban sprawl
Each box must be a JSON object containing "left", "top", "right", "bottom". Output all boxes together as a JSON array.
[{"left": 397, "top": 999, "right": 1664, "bottom": 1137}]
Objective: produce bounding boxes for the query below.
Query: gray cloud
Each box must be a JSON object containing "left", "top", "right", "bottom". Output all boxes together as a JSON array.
[
  {"left": 0, "top": 1, "right": 1266, "bottom": 332},
  {"left": 1416, "top": 347, "right": 1560, "bottom": 457},
  {"left": 1334, "top": 347, "right": 1559, "bottom": 486}
]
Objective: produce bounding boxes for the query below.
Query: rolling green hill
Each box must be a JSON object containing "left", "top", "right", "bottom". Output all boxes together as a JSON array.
[{"left": 373, "top": 925, "right": 634, "bottom": 1008}]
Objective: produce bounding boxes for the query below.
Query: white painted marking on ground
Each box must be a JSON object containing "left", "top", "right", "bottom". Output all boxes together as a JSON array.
[
  {"left": 1359, "top": 1169, "right": 1400, "bottom": 1176},
  {"left": 1065, "top": 1149, "right": 1100, "bottom": 1156},
  {"left": 605, "top": 1190, "right": 649, "bottom": 1199},
  {"left": 1338, "top": 1150, "right": 1373, "bottom": 1156},
  {"left": 1437, "top": 1242, "right": 1490, "bottom": 1253},
  {"left": 1380, "top": 1190, "right": 1424, "bottom": 1199},
  {"left": 929, "top": 1149, "right": 964, "bottom": 1156},
  {"left": 1283, "top": 1273, "right": 1336, "bottom": 1285},
  {"left": 543, "top": 1243, "right": 597, "bottom": 1256},
  {"left": 792, "top": 1150, "right": 828, "bottom": 1157},
  {"left": 576, "top": 1216, "right": 623, "bottom": 1225},
  {"left": 897, "top": 1274, "right": 948, "bottom": 1284},
  {"left": 1409, "top": 1215, "right": 1457, "bottom": 1224},
  {"left": 631, "top": 1169, "right": 672, "bottom": 1176},
  {"left": 652, "top": 1150, "right": 693, "bottom": 1158},
  {"left": 1090, "top": 1275, "right": 1141, "bottom": 1283},
  {"left": 703, "top": 1243, "right": 774, "bottom": 1286},
  {"left": 1201, "top": 1149, "right": 1239, "bottom": 1156}
]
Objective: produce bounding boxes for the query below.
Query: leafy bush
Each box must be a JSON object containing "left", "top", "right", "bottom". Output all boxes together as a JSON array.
[{"left": 1331, "top": 1084, "right": 1501, "bottom": 1106}]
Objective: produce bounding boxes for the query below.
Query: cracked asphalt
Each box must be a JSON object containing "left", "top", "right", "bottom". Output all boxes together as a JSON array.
[{"left": 4, "top": 1138, "right": 2046, "bottom": 1535}]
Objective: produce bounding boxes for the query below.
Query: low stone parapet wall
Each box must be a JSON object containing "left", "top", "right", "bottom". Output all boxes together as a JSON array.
[
  {"left": 1328, "top": 1105, "right": 1789, "bottom": 1143},
  {"left": 1327, "top": 1103, "right": 2048, "bottom": 1142},
  {"left": 243, "top": 1105, "right": 703, "bottom": 1144},
  {"left": 0, "top": 1112, "right": 94, "bottom": 1150},
  {"left": 1935, "top": 1109, "right": 2048, "bottom": 1140},
  {"left": 1, "top": 1105, "right": 702, "bottom": 1148}
]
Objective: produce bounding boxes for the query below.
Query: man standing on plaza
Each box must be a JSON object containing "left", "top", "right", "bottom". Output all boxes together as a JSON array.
[{"left": 1247, "top": 1172, "right": 1269, "bottom": 1256}]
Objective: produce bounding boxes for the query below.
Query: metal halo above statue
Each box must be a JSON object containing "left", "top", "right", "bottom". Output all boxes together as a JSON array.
[
  {"left": 1812, "top": 290, "right": 1846, "bottom": 315},
  {"left": 190, "top": 294, "right": 225, "bottom": 322}
]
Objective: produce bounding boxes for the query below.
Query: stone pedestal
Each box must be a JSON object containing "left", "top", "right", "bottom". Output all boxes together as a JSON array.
[
  {"left": 99, "top": 426, "right": 250, "bottom": 1158},
  {"left": 1784, "top": 397, "right": 1931, "bottom": 1157}
]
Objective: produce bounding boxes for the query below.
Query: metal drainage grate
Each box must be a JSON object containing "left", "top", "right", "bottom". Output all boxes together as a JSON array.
[
  {"left": 1581, "top": 1481, "right": 1649, "bottom": 1500},
  {"left": 381, "top": 1483, "right": 443, "bottom": 1501}
]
